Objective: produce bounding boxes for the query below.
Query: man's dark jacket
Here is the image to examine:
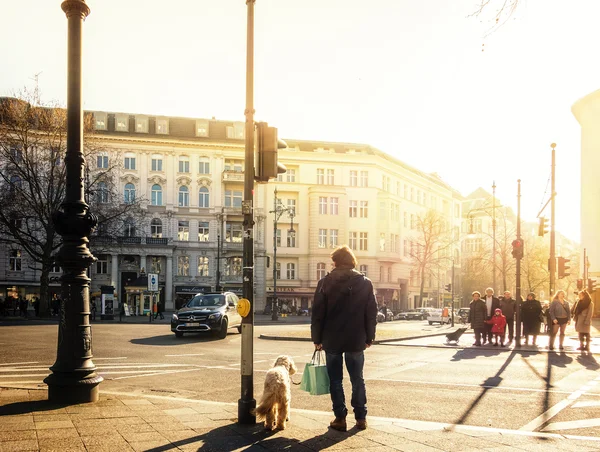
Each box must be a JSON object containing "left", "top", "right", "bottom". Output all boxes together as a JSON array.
[
  {"left": 311, "top": 268, "right": 378, "bottom": 353},
  {"left": 499, "top": 297, "right": 516, "bottom": 320},
  {"left": 483, "top": 296, "right": 501, "bottom": 319}
]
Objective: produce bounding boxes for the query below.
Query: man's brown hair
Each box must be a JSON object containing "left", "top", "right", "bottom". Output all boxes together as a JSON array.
[{"left": 331, "top": 245, "right": 357, "bottom": 269}]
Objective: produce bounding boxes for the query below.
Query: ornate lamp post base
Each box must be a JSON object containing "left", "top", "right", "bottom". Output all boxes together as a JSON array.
[{"left": 45, "top": 373, "right": 102, "bottom": 404}]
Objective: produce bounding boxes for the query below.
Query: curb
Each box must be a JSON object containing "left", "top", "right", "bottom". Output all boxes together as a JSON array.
[{"left": 258, "top": 331, "right": 451, "bottom": 344}]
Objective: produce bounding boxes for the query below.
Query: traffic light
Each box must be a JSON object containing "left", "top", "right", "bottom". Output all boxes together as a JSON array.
[
  {"left": 444, "top": 284, "right": 452, "bottom": 292},
  {"left": 255, "top": 122, "right": 287, "bottom": 182},
  {"left": 557, "top": 257, "right": 571, "bottom": 279},
  {"left": 538, "top": 217, "right": 549, "bottom": 237},
  {"left": 588, "top": 278, "right": 597, "bottom": 293},
  {"left": 511, "top": 239, "right": 524, "bottom": 259},
  {"left": 577, "top": 279, "right": 583, "bottom": 290}
]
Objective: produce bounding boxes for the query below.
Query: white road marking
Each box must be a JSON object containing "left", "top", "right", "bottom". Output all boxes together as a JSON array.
[
  {"left": 572, "top": 401, "right": 600, "bottom": 408},
  {"left": 542, "top": 418, "right": 600, "bottom": 432},
  {"left": 519, "top": 399, "right": 573, "bottom": 432},
  {"left": 165, "top": 353, "right": 205, "bottom": 357},
  {"left": 0, "top": 362, "right": 39, "bottom": 366},
  {"left": 93, "top": 357, "right": 127, "bottom": 360},
  {"left": 368, "top": 361, "right": 428, "bottom": 379}
]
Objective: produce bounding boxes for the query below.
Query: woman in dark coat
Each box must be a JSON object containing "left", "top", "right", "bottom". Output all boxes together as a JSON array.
[
  {"left": 468, "top": 291, "right": 487, "bottom": 346},
  {"left": 521, "top": 292, "right": 542, "bottom": 346}
]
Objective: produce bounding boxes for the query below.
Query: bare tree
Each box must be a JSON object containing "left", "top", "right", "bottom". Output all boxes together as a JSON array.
[
  {"left": 409, "top": 209, "right": 454, "bottom": 307},
  {"left": 0, "top": 90, "right": 144, "bottom": 316},
  {"left": 471, "top": 0, "right": 521, "bottom": 36}
]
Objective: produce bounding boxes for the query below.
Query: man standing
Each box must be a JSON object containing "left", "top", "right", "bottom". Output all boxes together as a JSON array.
[
  {"left": 468, "top": 291, "right": 487, "bottom": 346},
  {"left": 483, "top": 288, "right": 500, "bottom": 345},
  {"left": 311, "top": 245, "right": 378, "bottom": 432},
  {"left": 499, "top": 291, "right": 517, "bottom": 344}
]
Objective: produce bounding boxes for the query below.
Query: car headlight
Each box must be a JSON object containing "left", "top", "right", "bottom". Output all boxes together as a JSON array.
[
  {"left": 208, "top": 313, "right": 221, "bottom": 320},
  {"left": 172, "top": 313, "right": 178, "bottom": 320}
]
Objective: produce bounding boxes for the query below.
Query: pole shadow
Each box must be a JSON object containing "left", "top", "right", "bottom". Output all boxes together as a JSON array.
[{"left": 0, "top": 399, "right": 67, "bottom": 416}]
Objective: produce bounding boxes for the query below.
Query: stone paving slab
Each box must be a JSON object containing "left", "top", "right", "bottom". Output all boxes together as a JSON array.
[{"left": 1, "top": 388, "right": 600, "bottom": 451}]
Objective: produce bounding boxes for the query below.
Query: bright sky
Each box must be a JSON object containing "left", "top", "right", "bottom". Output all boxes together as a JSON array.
[{"left": 2, "top": 0, "right": 598, "bottom": 242}]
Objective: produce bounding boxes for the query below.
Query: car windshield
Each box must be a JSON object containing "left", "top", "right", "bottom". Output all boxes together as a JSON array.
[{"left": 186, "top": 295, "right": 226, "bottom": 308}]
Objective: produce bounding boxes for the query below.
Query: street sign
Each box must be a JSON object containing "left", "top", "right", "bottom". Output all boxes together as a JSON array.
[{"left": 148, "top": 273, "right": 158, "bottom": 292}]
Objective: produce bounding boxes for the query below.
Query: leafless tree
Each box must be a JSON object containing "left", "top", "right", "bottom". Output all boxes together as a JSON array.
[{"left": 471, "top": 0, "right": 521, "bottom": 36}]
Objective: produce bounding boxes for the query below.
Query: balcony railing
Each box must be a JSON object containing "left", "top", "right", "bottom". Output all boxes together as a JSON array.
[
  {"left": 117, "top": 236, "right": 142, "bottom": 245},
  {"left": 222, "top": 171, "right": 244, "bottom": 183},
  {"left": 146, "top": 237, "right": 169, "bottom": 245},
  {"left": 90, "top": 236, "right": 172, "bottom": 246}
]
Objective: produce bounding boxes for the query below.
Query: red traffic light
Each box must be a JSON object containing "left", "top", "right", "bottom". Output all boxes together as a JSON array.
[{"left": 511, "top": 239, "right": 524, "bottom": 259}]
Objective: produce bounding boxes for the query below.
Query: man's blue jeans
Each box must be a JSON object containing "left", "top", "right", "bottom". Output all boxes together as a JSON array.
[{"left": 325, "top": 351, "right": 367, "bottom": 420}]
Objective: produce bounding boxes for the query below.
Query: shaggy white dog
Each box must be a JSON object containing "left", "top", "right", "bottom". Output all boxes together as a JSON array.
[{"left": 254, "top": 355, "right": 297, "bottom": 430}]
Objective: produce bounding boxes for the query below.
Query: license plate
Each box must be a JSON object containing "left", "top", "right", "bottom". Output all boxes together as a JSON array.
[{"left": 184, "top": 322, "right": 199, "bottom": 327}]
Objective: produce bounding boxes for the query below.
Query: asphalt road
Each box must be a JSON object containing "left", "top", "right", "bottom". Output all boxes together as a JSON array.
[{"left": 1, "top": 321, "right": 599, "bottom": 439}]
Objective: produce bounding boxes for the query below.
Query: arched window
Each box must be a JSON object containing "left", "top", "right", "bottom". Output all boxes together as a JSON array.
[
  {"left": 151, "top": 184, "right": 162, "bottom": 206},
  {"left": 97, "top": 182, "right": 109, "bottom": 203},
  {"left": 124, "top": 183, "right": 136, "bottom": 204},
  {"left": 178, "top": 185, "right": 189, "bottom": 207},
  {"left": 317, "top": 263, "right": 326, "bottom": 280},
  {"left": 199, "top": 186, "right": 209, "bottom": 208},
  {"left": 151, "top": 218, "right": 162, "bottom": 238}
]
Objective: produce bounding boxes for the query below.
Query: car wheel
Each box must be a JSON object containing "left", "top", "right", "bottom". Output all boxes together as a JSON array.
[
  {"left": 217, "top": 318, "right": 228, "bottom": 339},
  {"left": 175, "top": 331, "right": 183, "bottom": 338},
  {"left": 237, "top": 325, "right": 242, "bottom": 334},
  {"left": 428, "top": 321, "right": 433, "bottom": 325}
]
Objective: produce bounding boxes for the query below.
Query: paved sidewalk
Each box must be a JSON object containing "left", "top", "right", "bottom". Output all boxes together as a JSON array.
[{"left": 2, "top": 388, "right": 600, "bottom": 452}]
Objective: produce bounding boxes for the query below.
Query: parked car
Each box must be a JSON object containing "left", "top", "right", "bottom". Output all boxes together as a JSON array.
[
  {"left": 458, "top": 308, "right": 470, "bottom": 324},
  {"left": 395, "top": 310, "right": 426, "bottom": 321},
  {"left": 417, "top": 307, "right": 436, "bottom": 319},
  {"left": 428, "top": 309, "right": 451, "bottom": 325},
  {"left": 171, "top": 292, "right": 242, "bottom": 339}
]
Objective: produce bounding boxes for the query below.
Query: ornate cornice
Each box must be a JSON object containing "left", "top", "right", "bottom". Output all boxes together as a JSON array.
[
  {"left": 176, "top": 176, "right": 192, "bottom": 186},
  {"left": 121, "top": 174, "right": 140, "bottom": 184},
  {"left": 197, "top": 177, "right": 212, "bottom": 187},
  {"left": 148, "top": 175, "right": 167, "bottom": 185}
]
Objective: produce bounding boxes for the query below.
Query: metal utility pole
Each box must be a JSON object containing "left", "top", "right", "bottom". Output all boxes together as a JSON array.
[
  {"left": 515, "top": 180, "right": 522, "bottom": 348},
  {"left": 238, "top": 0, "right": 256, "bottom": 425},
  {"left": 451, "top": 259, "right": 455, "bottom": 327},
  {"left": 216, "top": 208, "right": 224, "bottom": 292},
  {"left": 44, "top": 0, "right": 102, "bottom": 403},
  {"left": 583, "top": 248, "right": 588, "bottom": 280},
  {"left": 549, "top": 143, "right": 556, "bottom": 298},
  {"left": 492, "top": 181, "right": 497, "bottom": 292}
]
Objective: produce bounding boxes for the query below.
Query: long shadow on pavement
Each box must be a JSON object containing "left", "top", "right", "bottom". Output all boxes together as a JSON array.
[
  {"left": 0, "top": 399, "right": 66, "bottom": 416},
  {"left": 144, "top": 423, "right": 358, "bottom": 452}
]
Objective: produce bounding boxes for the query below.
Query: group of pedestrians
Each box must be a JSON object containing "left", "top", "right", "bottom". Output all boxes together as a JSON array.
[{"left": 468, "top": 287, "right": 595, "bottom": 351}]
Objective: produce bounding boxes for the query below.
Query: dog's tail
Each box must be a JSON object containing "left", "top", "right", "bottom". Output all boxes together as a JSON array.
[{"left": 252, "top": 391, "right": 277, "bottom": 421}]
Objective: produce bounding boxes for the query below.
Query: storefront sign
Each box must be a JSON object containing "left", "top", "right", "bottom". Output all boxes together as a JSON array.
[{"left": 175, "top": 285, "right": 211, "bottom": 294}]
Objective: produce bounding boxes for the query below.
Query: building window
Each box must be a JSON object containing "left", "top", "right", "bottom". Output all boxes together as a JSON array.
[
  {"left": 403, "top": 239, "right": 408, "bottom": 257},
  {"left": 156, "top": 118, "right": 169, "bottom": 134},
  {"left": 150, "top": 257, "right": 162, "bottom": 274},
  {"left": 327, "top": 169, "right": 334, "bottom": 185},
  {"left": 360, "top": 201, "right": 368, "bottom": 218},
  {"left": 275, "top": 262, "right": 281, "bottom": 280},
  {"left": 224, "top": 160, "right": 243, "bottom": 172},
  {"left": 349, "top": 232, "right": 357, "bottom": 250},
  {"left": 97, "top": 182, "right": 109, "bottom": 203},
  {"left": 287, "top": 230, "right": 296, "bottom": 248},
  {"left": 410, "top": 187, "right": 414, "bottom": 202},
  {"left": 124, "top": 154, "right": 136, "bottom": 170},
  {"left": 380, "top": 202, "right": 386, "bottom": 220},
  {"left": 151, "top": 156, "right": 163, "bottom": 171},
  {"left": 150, "top": 218, "right": 162, "bottom": 238},
  {"left": 115, "top": 114, "right": 129, "bottom": 132},
  {"left": 225, "top": 189, "right": 242, "bottom": 208},
  {"left": 97, "top": 154, "right": 108, "bottom": 169},
  {"left": 330, "top": 198, "right": 338, "bottom": 215},
  {"left": 359, "top": 264, "right": 368, "bottom": 276},
  {"left": 318, "top": 229, "right": 327, "bottom": 248},
  {"left": 178, "top": 186, "right": 189, "bottom": 207},
  {"left": 286, "top": 199, "right": 296, "bottom": 216},
  {"left": 95, "top": 254, "right": 107, "bottom": 274},
  {"left": 135, "top": 116, "right": 148, "bottom": 133},
  {"left": 276, "top": 229, "right": 281, "bottom": 247},
  {"left": 396, "top": 181, "right": 401, "bottom": 195},
  {"left": 350, "top": 170, "right": 358, "bottom": 187},
  {"left": 225, "top": 222, "right": 243, "bottom": 242},
  {"left": 178, "top": 156, "right": 190, "bottom": 173},
  {"left": 123, "top": 218, "right": 136, "bottom": 237},
  {"left": 9, "top": 250, "right": 22, "bottom": 271},
  {"left": 94, "top": 112, "right": 107, "bottom": 130},
  {"left": 198, "top": 256, "right": 209, "bottom": 276},
  {"left": 226, "top": 122, "right": 244, "bottom": 139},
  {"left": 360, "top": 171, "right": 368, "bottom": 187},
  {"left": 196, "top": 119, "right": 209, "bottom": 137},
  {"left": 124, "top": 183, "right": 136, "bottom": 204},
  {"left": 380, "top": 233, "right": 385, "bottom": 251},
  {"left": 199, "top": 187, "right": 209, "bottom": 208},
  {"left": 403, "top": 212, "right": 408, "bottom": 227},
  {"left": 359, "top": 232, "right": 368, "bottom": 251},
  {"left": 198, "top": 222, "right": 209, "bottom": 242},
  {"left": 410, "top": 214, "right": 415, "bottom": 229},
  {"left": 151, "top": 184, "right": 163, "bottom": 206},
  {"left": 317, "top": 168, "right": 324, "bottom": 184},
  {"left": 178, "top": 256, "right": 190, "bottom": 276},
  {"left": 178, "top": 221, "right": 189, "bottom": 241},
  {"left": 319, "top": 197, "right": 327, "bottom": 215},
  {"left": 199, "top": 157, "right": 210, "bottom": 174},
  {"left": 349, "top": 200, "right": 358, "bottom": 218},
  {"left": 330, "top": 229, "right": 338, "bottom": 247},
  {"left": 388, "top": 267, "right": 392, "bottom": 282},
  {"left": 51, "top": 263, "right": 61, "bottom": 273},
  {"left": 286, "top": 169, "right": 296, "bottom": 182},
  {"left": 317, "top": 262, "right": 326, "bottom": 280},
  {"left": 286, "top": 263, "right": 296, "bottom": 280},
  {"left": 225, "top": 257, "right": 242, "bottom": 276}
]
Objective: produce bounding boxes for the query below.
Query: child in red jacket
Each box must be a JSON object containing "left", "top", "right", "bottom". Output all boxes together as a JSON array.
[{"left": 486, "top": 308, "right": 507, "bottom": 347}]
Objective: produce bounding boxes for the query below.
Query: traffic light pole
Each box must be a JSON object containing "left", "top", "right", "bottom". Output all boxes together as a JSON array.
[
  {"left": 451, "top": 260, "right": 455, "bottom": 327},
  {"left": 515, "top": 179, "right": 522, "bottom": 349},
  {"left": 549, "top": 143, "right": 556, "bottom": 298},
  {"left": 238, "top": 0, "right": 256, "bottom": 425}
]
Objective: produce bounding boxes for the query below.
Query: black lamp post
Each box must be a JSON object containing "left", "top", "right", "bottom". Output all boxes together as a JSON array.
[
  {"left": 44, "top": 0, "right": 103, "bottom": 403},
  {"left": 270, "top": 188, "right": 295, "bottom": 321}
]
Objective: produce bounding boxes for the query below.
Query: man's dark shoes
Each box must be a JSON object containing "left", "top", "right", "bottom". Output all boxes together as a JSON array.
[
  {"left": 329, "top": 417, "right": 347, "bottom": 432},
  {"left": 356, "top": 419, "right": 367, "bottom": 430}
]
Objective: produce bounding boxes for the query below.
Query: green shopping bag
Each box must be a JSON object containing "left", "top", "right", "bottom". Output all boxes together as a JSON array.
[{"left": 300, "top": 350, "right": 330, "bottom": 396}]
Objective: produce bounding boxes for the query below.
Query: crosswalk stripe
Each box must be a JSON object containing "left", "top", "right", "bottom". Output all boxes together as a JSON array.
[{"left": 542, "top": 418, "right": 600, "bottom": 432}]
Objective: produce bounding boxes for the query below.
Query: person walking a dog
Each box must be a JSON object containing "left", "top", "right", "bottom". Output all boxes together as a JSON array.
[{"left": 311, "top": 245, "right": 378, "bottom": 432}]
